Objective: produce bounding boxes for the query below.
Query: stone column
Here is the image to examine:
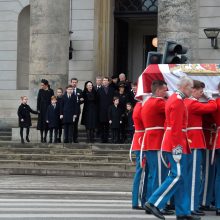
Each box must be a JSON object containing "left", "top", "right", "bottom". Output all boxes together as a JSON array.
[
  {"left": 94, "top": 0, "right": 114, "bottom": 77},
  {"left": 29, "top": 0, "right": 70, "bottom": 105},
  {"left": 157, "top": 0, "right": 199, "bottom": 63}
]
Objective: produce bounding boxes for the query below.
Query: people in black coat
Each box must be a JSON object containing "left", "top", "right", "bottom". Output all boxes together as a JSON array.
[
  {"left": 124, "top": 102, "right": 134, "bottom": 143},
  {"left": 60, "top": 85, "right": 78, "bottom": 143},
  {"left": 108, "top": 97, "right": 123, "bottom": 144},
  {"left": 37, "top": 79, "right": 54, "bottom": 143},
  {"left": 56, "top": 88, "right": 63, "bottom": 143},
  {"left": 71, "top": 78, "right": 83, "bottom": 143},
  {"left": 97, "top": 77, "right": 115, "bottom": 143},
  {"left": 81, "top": 81, "right": 97, "bottom": 143},
  {"left": 17, "top": 96, "right": 38, "bottom": 143},
  {"left": 46, "top": 96, "right": 60, "bottom": 143}
]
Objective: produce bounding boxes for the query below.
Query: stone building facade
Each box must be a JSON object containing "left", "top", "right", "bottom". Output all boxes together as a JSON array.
[{"left": 0, "top": 0, "right": 220, "bottom": 127}]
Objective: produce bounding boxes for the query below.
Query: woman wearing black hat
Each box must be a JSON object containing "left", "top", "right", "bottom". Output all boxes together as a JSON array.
[{"left": 37, "top": 79, "right": 54, "bottom": 143}]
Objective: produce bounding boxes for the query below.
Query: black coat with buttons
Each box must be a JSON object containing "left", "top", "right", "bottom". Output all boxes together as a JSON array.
[{"left": 17, "top": 104, "right": 38, "bottom": 128}]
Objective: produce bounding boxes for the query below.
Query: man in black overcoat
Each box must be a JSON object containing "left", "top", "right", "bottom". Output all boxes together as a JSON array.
[
  {"left": 97, "top": 77, "right": 115, "bottom": 143},
  {"left": 71, "top": 78, "right": 83, "bottom": 143}
]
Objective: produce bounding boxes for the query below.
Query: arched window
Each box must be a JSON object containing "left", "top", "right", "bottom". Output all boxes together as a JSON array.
[{"left": 17, "top": 5, "right": 30, "bottom": 90}]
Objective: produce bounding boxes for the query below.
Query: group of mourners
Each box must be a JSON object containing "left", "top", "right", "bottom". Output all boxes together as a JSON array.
[
  {"left": 17, "top": 73, "right": 137, "bottom": 144},
  {"left": 130, "top": 77, "right": 220, "bottom": 220}
]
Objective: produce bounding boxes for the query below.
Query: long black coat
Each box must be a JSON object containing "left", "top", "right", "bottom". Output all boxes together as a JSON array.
[
  {"left": 46, "top": 104, "right": 60, "bottom": 128},
  {"left": 97, "top": 86, "right": 115, "bottom": 123},
  {"left": 17, "top": 104, "right": 38, "bottom": 128},
  {"left": 81, "top": 89, "right": 97, "bottom": 129},
  {"left": 114, "top": 91, "right": 130, "bottom": 112},
  {"left": 37, "top": 88, "right": 54, "bottom": 130},
  {"left": 108, "top": 105, "right": 123, "bottom": 129},
  {"left": 60, "top": 94, "right": 78, "bottom": 124},
  {"left": 73, "top": 88, "right": 83, "bottom": 116},
  {"left": 56, "top": 96, "right": 63, "bottom": 127},
  {"left": 125, "top": 110, "right": 134, "bottom": 131}
]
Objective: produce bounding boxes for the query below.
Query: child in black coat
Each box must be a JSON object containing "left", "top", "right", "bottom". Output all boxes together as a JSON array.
[
  {"left": 56, "top": 88, "right": 63, "bottom": 143},
  {"left": 46, "top": 96, "right": 60, "bottom": 143},
  {"left": 17, "top": 96, "right": 38, "bottom": 143},
  {"left": 108, "top": 97, "right": 123, "bottom": 144},
  {"left": 125, "top": 102, "right": 134, "bottom": 143}
]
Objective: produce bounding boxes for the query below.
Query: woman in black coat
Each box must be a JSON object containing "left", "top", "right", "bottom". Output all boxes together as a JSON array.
[
  {"left": 81, "top": 81, "right": 97, "bottom": 143},
  {"left": 18, "top": 96, "right": 38, "bottom": 143},
  {"left": 37, "top": 79, "right": 54, "bottom": 143}
]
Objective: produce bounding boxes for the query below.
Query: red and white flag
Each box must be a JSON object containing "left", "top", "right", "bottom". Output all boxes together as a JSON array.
[{"left": 136, "top": 64, "right": 220, "bottom": 101}]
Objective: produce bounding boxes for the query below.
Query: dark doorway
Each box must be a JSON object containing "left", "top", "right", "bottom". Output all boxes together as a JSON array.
[{"left": 114, "top": 0, "right": 158, "bottom": 82}]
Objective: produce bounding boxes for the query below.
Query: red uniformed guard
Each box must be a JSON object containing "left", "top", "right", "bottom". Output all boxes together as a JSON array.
[
  {"left": 212, "top": 82, "right": 220, "bottom": 216},
  {"left": 130, "top": 102, "right": 145, "bottom": 210},
  {"left": 141, "top": 80, "right": 173, "bottom": 215},
  {"left": 200, "top": 114, "right": 216, "bottom": 211},
  {"left": 145, "top": 76, "right": 201, "bottom": 220},
  {"left": 184, "top": 80, "right": 217, "bottom": 216}
]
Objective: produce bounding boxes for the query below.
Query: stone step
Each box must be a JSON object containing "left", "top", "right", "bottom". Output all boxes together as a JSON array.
[
  {"left": 0, "top": 142, "right": 131, "bottom": 151},
  {"left": 0, "top": 160, "right": 134, "bottom": 171},
  {"left": 0, "top": 136, "right": 11, "bottom": 141},
  {"left": 0, "top": 154, "right": 130, "bottom": 163},
  {"left": 0, "top": 167, "right": 134, "bottom": 178},
  {"left": 0, "top": 147, "right": 129, "bottom": 156}
]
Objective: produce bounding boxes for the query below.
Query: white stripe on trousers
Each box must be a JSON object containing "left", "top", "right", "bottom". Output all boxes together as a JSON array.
[
  {"left": 157, "top": 151, "right": 162, "bottom": 186},
  {"left": 154, "top": 161, "right": 181, "bottom": 207},
  {"left": 191, "top": 149, "right": 197, "bottom": 211},
  {"left": 202, "top": 149, "right": 209, "bottom": 206}
]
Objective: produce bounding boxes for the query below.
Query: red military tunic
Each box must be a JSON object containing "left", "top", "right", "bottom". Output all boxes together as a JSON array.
[
  {"left": 202, "top": 114, "right": 216, "bottom": 150},
  {"left": 184, "top": 98, "right": 217, "bottom": 149},
  {"left": 141, "top": 96, "right": 165, "bottom": 151},
  {"left": 161, "top": 92, "right": 190, "bottom": 154},
  {"left": 213, "top": 98, "right": 220, "bottom": 150},
  {"left": 131, "top": 102, "right": 145, "bottom": 151}
]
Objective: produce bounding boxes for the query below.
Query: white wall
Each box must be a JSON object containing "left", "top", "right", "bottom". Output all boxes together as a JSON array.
[
  {"left": 198, "top": 0, "right": 220, "bottom": 63},
  {"left": 69, "top": 0, "right": 95, "bottom": 89},
  {"left": 0, "top": 0, "right": 29, "bottom": 89}
]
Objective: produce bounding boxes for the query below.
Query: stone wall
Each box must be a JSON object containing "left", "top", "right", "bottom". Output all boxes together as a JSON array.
[
  {"left": 198, "top": 0, "right": 220, "bottom": 63},
  {"left": 69, "top": 0, "right": 95, "bottom": 88},
  {"left": 0, "top": 0, "right": 29, "bottom": 89}
]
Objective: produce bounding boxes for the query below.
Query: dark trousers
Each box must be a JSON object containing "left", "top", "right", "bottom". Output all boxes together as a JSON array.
[
  {"left": 64, "top": 123, "right": 73, "bottom": 143},
  {"left": 73, "top": 116, "right": 79, "bottom": 142},
  {"left": 40, "top": 129, "right": 48, "bottom": 142},
  {"left": 100, "top": 122, "right": 109, "bottom": 143},
  {"left": 49, "top": 128, "right": 58, "bottom": 143},
  {"left": 86, "top": 129, "right": 95, "bottom": 143},
  {"left": 111, "top": 128, "right": 120, "bottom": 143},
  {"left": 20, "top": 127, "right": 30, "bottom": 140}
]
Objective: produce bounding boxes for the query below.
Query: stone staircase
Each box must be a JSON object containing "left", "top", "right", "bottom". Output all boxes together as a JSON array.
[{"left": 0, "top": 142, "right": 135, "bottom": 178}]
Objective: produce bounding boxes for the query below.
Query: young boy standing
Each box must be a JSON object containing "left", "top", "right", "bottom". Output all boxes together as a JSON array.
[
  {"left": 46, "top": 96, "right": 60, "bottom": 143},
  {"left": 125, "top": 102, "right": 134, "bottom": 143},
  {"left": 17, "top": 96, "right": 38, "bottom": 143},
  {"left": 108, "top": 96, "right": 122, "bottom": 144},
  {"left": 56, "top": 88, "right": 63, "bottom": 143},
  {"left": 60, "top": 85, "right": 78, "bottom": 143}
]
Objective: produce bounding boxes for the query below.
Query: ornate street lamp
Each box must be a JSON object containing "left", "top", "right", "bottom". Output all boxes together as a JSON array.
[{"left": 204, "top": 28, "right": 220, "bottom": 49}]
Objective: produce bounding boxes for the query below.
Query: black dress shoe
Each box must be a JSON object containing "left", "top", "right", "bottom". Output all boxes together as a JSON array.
[
  {"left": 145, "top": 209, "right": 151, "bottom": 214},
  {"left": 199, "top": 205, "right": 216, "bottom": 211},
  {"left": 21, "top": 138, "right": 25, "bottom": 144},
  {"left": 177, "top": 215, "right": 201, "bottom": 220},
  {"left": 145, "top": 203, "right": 165, "bottom": 220},
  {"left": 216, "top": 209, "right": 220, "bottom": 216},
  {"left": 26, "top": 137, "right": 30, "bottom": 142},
  {"left": 160, "top": 208, "right": 174, "bottom": 215},
  {"left": 73, "top": 139, "right": 79, "bottom": 143},
  {"left": 132, "top": 206, "right": 144, "bottom": 210},
  {"left": 191, "top": 210, "right": 205, "bottom": 216}
]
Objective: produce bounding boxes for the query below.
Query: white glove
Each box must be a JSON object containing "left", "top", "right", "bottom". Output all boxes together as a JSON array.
[
  {"left": 203, "top": 90, "right": 213, "bottom": 100},
  {"left": 172, "top": 145, "right": 182, "bottom": 163}
]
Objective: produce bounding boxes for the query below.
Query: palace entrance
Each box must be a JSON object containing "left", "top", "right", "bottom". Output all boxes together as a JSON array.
[{"left": 114, "top": 0, "right": 158, "bottom": 82}]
